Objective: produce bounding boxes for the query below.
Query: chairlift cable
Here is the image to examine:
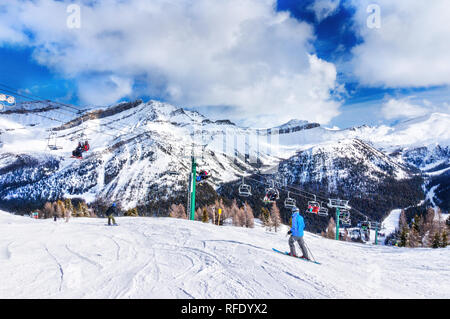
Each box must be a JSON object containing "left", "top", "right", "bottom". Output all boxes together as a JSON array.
[{"left": 0, "top": 85, "right": 143, "bottom": 138}]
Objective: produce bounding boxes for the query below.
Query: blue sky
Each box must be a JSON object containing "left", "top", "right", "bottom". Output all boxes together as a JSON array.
[{"left": 1, "top": 0, "right": 449, "bottom": 128}]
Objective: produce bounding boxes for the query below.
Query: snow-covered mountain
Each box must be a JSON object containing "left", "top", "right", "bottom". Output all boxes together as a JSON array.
[
  {"left": 278, "top": 138, "right": 413, "bottom": 194},
  {"left": 0, "top": 100, "right": 261, "bottom": 210},
  {"left": 0, "top": 99, "right": 448, "bottom": 215}
]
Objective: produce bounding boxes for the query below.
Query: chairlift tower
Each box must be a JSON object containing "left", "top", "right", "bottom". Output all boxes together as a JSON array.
[
  {"left": 184, "top": 142, "right": 207, "bottom": 221},
  {"left": 370, "top": 222, "right": 381, "bottom": 245},
  {"left": 327, "top": 199, "right": 351, "bottom": 241}
]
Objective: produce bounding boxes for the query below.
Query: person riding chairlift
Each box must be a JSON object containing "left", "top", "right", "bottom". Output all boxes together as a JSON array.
[
  {"left": 72, "top": 141, "right": 90, "bottom": 159},
  {"left": 264, "top": 189, "right": 278, "bottom": 202},
  {"left": 307, "top": 203, "right": 320, "bottom": 214},
  {"left": 196, "top": 170, "right": 209, "bottom": 182}
]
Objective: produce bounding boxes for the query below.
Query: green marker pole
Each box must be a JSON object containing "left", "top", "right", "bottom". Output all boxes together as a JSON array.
[
  {"left": 190, "top": 156, "right": 197, "bottom": 220},
  {"left": 335, "top": 207, "right": 340, "bottom": 241}
]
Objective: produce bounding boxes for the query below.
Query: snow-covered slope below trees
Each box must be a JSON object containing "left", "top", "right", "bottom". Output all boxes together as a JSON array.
[{"left": 0, "top": 211, "right": 448, "bottom": 298}]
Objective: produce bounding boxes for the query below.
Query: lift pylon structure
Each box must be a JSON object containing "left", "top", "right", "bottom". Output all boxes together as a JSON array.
[
  {"left": 184, "top": 141, "right": 208, "bottom": 221},
  {"left": 327, "top": 198, "right": 351, "bottom": 240}
]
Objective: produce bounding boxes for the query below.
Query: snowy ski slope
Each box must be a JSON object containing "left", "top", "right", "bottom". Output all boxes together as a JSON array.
[{"left": 0, "top": 211, "right": 448, "bottom": 299}]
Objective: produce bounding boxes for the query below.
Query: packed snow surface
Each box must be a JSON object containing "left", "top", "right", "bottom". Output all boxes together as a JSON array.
[
  {"left": 0, "top": 211, "right": 448, "bottom": 299},
  {"left": 382, "top": 209, "right": 402, "bottom": 240}
]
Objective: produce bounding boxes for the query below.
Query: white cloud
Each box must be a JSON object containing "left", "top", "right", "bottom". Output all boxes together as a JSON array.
[
  {"left": 0, "top": 0, "right": 342, "bottom": 125},
  {"left": 77, "top": 75, "right": 133, "bottom": 106},
  {"left": 381, "top": 96, "right": 450, "bottom": 120},
  {"left": 381, "top": 98, "right": 429, "bottom": 120},
  {"left": 348, "top": 0, "right": 450, "bottom": 88},
  {"left": 309, "top": 0, "right": 341, "bottom": 22}
]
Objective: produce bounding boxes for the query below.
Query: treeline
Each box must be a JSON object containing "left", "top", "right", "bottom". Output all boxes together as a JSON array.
[
  {"left": 168, "top": 198, "right": 255, "bottom": 228},
  {"left": 168, "top": 199, "right": 286, "bottom": 232},
  {"left": 35, "top": 198, "right": 93, "bottom": 219},
  {"left": 386, "top": 208, "right": 449, "bottom": 248},
  {"left": 32, "top": 197, "right": 139, "bottom": 219}
]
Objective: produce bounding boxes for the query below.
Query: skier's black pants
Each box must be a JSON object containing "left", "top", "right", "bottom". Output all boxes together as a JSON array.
[{"left": 289, "top": 235, "right": 309, "bottom": 259}]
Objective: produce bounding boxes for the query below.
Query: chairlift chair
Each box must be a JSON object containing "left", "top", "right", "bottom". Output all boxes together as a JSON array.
[
  {"left": 263, "top": 180, "right": 279, "bottom": 203},
  {"left": 360, "top": 220, "right": 370, "bottom": 229},
  {"left": 284, "top": 192, "right": 296, "bottom": 209},
  {"left": 306, "top": 195, "right": 321, "bottom": 214},
  {"left": 47, "top": 131, "right": 62, "bottom": 151},
  {"left": 195, "top": 169, "right": 210, "bottom": 184},
  {"left": 327, "top": 198, "right": 351, "bottom": 210},
  {"left": 318, "top": 206, "right": 329, "bottom": 217},
  {"left": 369, "top": 222, "right": 380, "bottom": 230},
  {"left": 339, "top": 209, "right": 350, "bottom": 219},
  {"left": 0, "top": 94, "right": 15, "bottom": 107},
  {"left": 238, "top": 176, "right": 252, "bottom": 197}
]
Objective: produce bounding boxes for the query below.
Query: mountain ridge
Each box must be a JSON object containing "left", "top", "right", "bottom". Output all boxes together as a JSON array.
[{"left": 0, "top": 99, "right": 448, "bottom": 216}]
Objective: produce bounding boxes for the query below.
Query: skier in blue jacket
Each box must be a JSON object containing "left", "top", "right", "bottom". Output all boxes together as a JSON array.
[{"left": 288, "top": 206, "right": 309, "bottom": 259}]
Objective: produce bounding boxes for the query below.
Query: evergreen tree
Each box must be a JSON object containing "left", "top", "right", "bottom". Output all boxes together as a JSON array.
[
  {"left": 125, "top": 207, "right": 139, "bottom": 217},
  {"left": 441, "top": 230, "right": 448, "bottom": 248},
  {"left": 412, "top": 214, "right": 421, "bottom": 232},
  {"left": 261, "top": 207, "right": 270, "bottom": 227},
  {"left": 432, "top": 232, "right": 441, "bottom": 249},
  {"left": 424, "top": 208, "right": 435, "bottom": 234},
  {"left": 399, "top": 210, "right": 407, "bottom": 230},
  {"left": 202, "top": 207, "right": 209, "bottom": 223},
  {"left": 55, "top": 200, "right": 66, "bottom": 219},
  {"left": 75, "top": 201, "right": 89, "bottom": 217},
  {"left": 399, "top": 225, "right": 409, "bottom": 247}
]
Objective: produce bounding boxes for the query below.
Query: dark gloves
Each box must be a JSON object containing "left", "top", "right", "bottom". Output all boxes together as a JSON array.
[{"left": 287, "top": 230, "right": 292, "bottom": 235}]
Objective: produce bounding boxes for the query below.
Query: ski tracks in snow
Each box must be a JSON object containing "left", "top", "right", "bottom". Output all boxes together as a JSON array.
[{"left": 1, "top": 213, "right": 450, "bottom": 298}]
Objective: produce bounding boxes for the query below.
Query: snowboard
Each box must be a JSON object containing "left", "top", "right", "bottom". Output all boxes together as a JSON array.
[
  {"left": 71, "top": 156, "right": 83, "bottom": 160},
  {"left": 272, "top": 248, "right": 321, "bottom": 265},
  {"left": 105, "top": 224, "right": 119, "bottom": 226}
]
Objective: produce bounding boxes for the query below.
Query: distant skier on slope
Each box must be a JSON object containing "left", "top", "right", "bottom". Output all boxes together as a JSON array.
[
  {"left": 105, "top": 203, "right": 118, "bottom": 226},
  {"left": 287, "top": 206, "right": 309, "bottom": 260}
]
